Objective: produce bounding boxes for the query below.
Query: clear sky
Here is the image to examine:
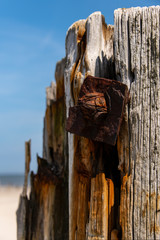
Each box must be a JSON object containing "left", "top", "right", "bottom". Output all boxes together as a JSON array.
[{"left": 0, "top": 0, "right": 158, "bottom": 174}]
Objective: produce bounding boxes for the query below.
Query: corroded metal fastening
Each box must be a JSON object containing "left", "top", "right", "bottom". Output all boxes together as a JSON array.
[
  {"left": 78, "top": 91, "right": 111, "bottom": 123},
  {"left": 66, "top": 75, "right": 129, "bottom": 145}
]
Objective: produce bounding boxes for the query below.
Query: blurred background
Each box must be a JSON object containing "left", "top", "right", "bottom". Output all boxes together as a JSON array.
[{"left": 0, "top": 0, "right": 158, "bottom": 239}]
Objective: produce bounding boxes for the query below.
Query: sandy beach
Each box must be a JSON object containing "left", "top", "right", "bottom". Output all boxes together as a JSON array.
[{"left": 0, "top": 186, "right": 23, "bottom": 240}]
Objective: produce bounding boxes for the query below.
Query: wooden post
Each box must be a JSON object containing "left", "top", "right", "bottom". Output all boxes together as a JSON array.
[
  {"left": 17, "top": 140, "right": 31, "bottom": 240},
  {"left": 22, "top": 140, "right": 31, "bottom": 197},
  {"left": 64, "top": 12, "right": 115, "bottom": 240},
  {"left": 114, "top": 6, "right": 160, "bottom": 240}
]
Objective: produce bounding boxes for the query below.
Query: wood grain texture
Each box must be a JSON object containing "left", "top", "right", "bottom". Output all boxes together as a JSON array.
[{"left": 114, "top": 6, "right": 160, "bottom": 240}]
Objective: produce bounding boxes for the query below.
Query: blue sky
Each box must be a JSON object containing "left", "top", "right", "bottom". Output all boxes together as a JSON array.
[{"left": 0, "top": 0, "right": 158, "bottom": 174}]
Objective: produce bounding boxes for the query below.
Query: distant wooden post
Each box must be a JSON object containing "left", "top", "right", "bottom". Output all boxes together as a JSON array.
[
  {"left": 22, "top": 140, "right": 31, "bottom": 197},
  {"left": 17, "top": 140, "right": 31, "bottom": 240}
]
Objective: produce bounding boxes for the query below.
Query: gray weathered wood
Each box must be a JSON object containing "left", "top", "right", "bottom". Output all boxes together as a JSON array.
[{"left": 114, "top": 6, "right": 160, "bottom": 240}]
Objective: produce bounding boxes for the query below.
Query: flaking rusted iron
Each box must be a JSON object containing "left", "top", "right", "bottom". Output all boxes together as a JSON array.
[
  {"left": 78, "top": 91, "right": 111, "bottom": 123},
  {"left": 66, "top": 75, "right": 129, "bottom": 145}
]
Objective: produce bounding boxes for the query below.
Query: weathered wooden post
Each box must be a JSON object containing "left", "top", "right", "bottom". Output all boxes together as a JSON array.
[
  {"left": 64, "top": 12, "right": 117, "bottom": 240},
  {"left": 22, "top": 140, "right": 31, "bottom": 197},
  {"left": 17, "top": 140, "right": 31, "bottom": 240},
  {"left": 114, "top": 6, "right": 160, "bottom": 240}
]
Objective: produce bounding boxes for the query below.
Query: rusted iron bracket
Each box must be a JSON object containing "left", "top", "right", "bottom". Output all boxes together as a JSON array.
[{"left": 66, "top": 75, "right": 129, "bottom": 145}]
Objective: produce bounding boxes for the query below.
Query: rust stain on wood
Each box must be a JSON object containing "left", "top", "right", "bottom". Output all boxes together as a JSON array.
[
  {"left": 66, "top": 75, "right": 129, "bottom": 145},
  {"left": 101, "top": 15, "right": 114, "bottom": 42}
]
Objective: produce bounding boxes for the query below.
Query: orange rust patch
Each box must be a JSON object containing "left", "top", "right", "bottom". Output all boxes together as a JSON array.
[
  {"left": 106, "top": 178, "right": 114, "bottom": 239},
  {"left": 121, "top": 174, "right": 129, "bottom": 189},
  {"left": 106, "top": 178, "right": 114, "bottom": 209},
  {"left": 70, "top": 63, "right": 77, "bottom": 84},
  {"left": 150, "top": 224, "right": 156, "bottom": 234},
  {"left": 73, "top": 71, "right": 82, "bottom": 104},
  {"left": 154, "top": 225, "right": 160, "bottom": 233},
  {"left": 69, "top": 21, "right": 86, "bottom": 104},
  {"left": 150, "top": 192, "right": 156, "bottom": 198},
  {"left": 157, "top": 195, "right": 160, "bottom": 210},
  {"left": 77, "top": 25, "right": 86, "bottom": 43},
  {"left": 102, "top": 15, "right": 114, "bottom": 42}
]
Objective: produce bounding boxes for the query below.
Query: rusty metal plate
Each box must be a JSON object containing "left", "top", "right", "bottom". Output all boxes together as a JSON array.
[{"left": 66, "top": 75, "right": 129, "bottom": 145}]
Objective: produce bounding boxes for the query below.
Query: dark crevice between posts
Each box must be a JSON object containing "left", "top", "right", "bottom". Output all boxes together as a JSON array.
[
  {"left": 104, "top": 144, "right": 122, "bottom": 239},
  {"left": 94, "top": 142, "right": 122, "bottom": 240}
]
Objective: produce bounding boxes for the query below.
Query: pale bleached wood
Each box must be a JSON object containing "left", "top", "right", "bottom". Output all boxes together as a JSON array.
[{"left": 114, "top": 6, "right": 160, "bottom": 240}]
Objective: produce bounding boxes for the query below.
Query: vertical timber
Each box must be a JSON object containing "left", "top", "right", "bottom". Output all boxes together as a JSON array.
[
  {"left": 114, "top": 6, "right": 160, "bottom": 240},
  {"left": 17, "top": 140, "right": 31, "bottom": 240},
  {"left": 64, "top": 12, "right": 115, "bottom": 240}
]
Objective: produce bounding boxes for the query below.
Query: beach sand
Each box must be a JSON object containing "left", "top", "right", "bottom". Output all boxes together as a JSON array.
[{"left": 0, "top": 186, "right": 23, "bottom": 240}]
